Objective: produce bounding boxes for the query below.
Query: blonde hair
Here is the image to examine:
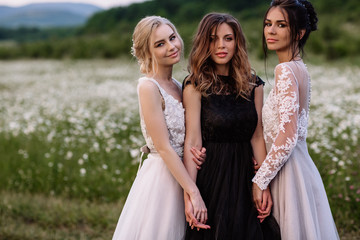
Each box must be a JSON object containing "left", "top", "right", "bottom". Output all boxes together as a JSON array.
[
  {"left": 131, "top": 16, "right": 184, "bottom": 74},
  {"left": 187, "top": 13, "right": 255, "bottom": 98}
]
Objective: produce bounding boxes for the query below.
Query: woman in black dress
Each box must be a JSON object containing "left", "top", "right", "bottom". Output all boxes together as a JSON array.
[{"left": 183, "top": 13, "right": 280, "bottom": 239}]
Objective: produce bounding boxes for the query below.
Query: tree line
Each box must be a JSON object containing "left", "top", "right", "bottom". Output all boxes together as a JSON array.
[{"left": 0, "top": 0, "right": 359, "bottom": 60}]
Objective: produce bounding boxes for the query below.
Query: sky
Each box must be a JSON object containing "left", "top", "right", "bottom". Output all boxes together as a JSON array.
[{"left": 0, "top": 0, "right": 146, "bottom": 9}]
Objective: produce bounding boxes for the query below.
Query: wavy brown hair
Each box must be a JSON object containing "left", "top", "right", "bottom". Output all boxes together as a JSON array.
[{"left": 187, "top": 12, "right": 255, "bottom": 98}]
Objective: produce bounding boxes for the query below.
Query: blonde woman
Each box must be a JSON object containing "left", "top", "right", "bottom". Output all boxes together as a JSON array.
[{"left": 112, "top": 16, "right": 209, "bottom": 240}]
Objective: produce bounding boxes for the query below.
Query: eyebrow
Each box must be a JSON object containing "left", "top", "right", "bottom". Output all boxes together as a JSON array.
[
  {"left": 153, "top": 32, "right": 175, "bottom": 46},
  {"left": 210, "top": 33, "right": 234, "bottom": 37},
  {"left": 265, "top": 19, "right": 287, "bottom": 23}
]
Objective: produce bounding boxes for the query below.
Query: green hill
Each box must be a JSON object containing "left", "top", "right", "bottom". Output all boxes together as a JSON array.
[{"left": 0, "top": 0, "right": 359, "bottom": 61}]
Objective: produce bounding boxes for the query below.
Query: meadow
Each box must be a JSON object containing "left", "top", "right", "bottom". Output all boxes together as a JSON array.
[{"left": 0, "top": 58, "right": 359, "bottom": 239}]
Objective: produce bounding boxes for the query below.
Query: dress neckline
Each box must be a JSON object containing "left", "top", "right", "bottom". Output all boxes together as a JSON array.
[{"left": 143, "top": 77, "right": 183, "bottom": 106}]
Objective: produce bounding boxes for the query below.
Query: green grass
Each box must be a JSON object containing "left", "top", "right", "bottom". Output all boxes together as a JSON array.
[
  {"left": 0, "top": 190, "right": 359, "bottom": 239},
  {"left": 0, "top": 191, "right": 122, "bottom": 240},
  {"left": 0, "top": 59, "right": 359, "bottom": 238}
]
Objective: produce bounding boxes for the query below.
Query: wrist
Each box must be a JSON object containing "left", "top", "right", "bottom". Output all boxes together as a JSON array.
[{"left": 187, "top": 187, "right": 199, "bottom": 199}]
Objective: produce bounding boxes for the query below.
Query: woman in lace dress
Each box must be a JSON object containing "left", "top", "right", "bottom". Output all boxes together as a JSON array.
[
  {"left": 252, "top": 1, "right": 339, "bottom": 239},
  {"left": 183, "top": 13, "right": 280, "bottom": 239},
  {"left": 112, "top": 16, "right": 209, "bottom": 240}
]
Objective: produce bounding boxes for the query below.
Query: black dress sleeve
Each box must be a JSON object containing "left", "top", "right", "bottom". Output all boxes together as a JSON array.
[
  {"left": 255, "top": 75, "right": 265, "bottom": 87},
  {"left": 182, "top": 75, "right": 191, "bottom": 90}
]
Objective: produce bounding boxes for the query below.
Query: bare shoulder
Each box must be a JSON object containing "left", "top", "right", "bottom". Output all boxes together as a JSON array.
[
  {"left": 138, "top": 79, "right": 160, "bottom": 98},
  {"left": 183, "top": 82, "right": 200, "bottom": 97}
]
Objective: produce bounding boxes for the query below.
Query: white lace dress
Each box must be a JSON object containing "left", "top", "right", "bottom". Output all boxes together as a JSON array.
[
  {"left": 253, "top": 61, "right": 339, "bottom": 240},
  {"left": 112, "top": 77, "right": 186, "bottom": 240}
]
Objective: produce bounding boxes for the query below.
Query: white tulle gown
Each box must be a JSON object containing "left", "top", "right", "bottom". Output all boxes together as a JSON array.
[
  {"left": 112, "top": 77, "right": 186, "bottom": 240},
  {"left": 253, "top": 60, "right": 339, "bottom": 240}
]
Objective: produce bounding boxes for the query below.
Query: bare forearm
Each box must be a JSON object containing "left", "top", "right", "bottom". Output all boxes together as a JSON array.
[
  {"left": 158, "top": 147, "right": 198, "bottom": 196},
  {"left": 251, "top": 136, "right": 267, "bottom": 165}
]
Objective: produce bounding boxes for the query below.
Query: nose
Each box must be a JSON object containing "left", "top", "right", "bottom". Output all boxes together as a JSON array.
[
  {"left": 217, "top": 38, "right": 225, "bottom": 49},
  {"left": 168, "top": 41, "right": 176, "bottom": 51},
  {"left": 267, "top": 25, "right": 276, "bottom": 35}
]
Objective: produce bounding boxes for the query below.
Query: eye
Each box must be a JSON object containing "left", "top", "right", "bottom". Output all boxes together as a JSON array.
[
  {"left": 264, "top": 23, "right": 272, "bottom": 27},
  {"left": 155, "top": 42, "right": 164, "bottom": 48},
  {"left": 278, "top": 23, "right": 287, "bottom": 28},
  {"left": 170, "top": 35, "right": 176, "bottom": 41},
  {"left": 225, "top": 36, "right": 233, "bottom": 41},
  {"left": 209, "top": 36, "right": 215, "bottom": 42}
]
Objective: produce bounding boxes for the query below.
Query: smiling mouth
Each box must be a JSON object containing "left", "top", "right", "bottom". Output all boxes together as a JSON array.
[{"left": 168, "top": 51, "right": 179, "bottom": 57}]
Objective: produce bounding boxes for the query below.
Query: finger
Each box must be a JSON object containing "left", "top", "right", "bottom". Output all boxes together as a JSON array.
[
  {"left": 264, "top": 201, "right": 272, "bottom": 214},
  {"left": 193, "top": 147, "right": 206, "bottom": 160},
  {"left": 190, "top": 215, "right": 198, "bottom": 227},
  {"left": 190, "top": 148, "right": 201, "bottom": 159},
  {"left": 193, "top": 222, "right": 211, "bottom": 229},
  {"left": 257, "top": 208, "right": 267, "bottom": 214},
  {"left": 185, "top": 213, "right": 190, "bottom": 223},
  {"left": 261, "top": 198, "right": 267, "bottom": 211},
  {"left": 256, "top": 199, "right": 263, "bottom": 210},
  {"left": 200, "top": 147, "right": 206, "bottom": 158},
  {"left": 194, "top": 210, "right": 201, "bottom": 222},
  {"left": 188, "top": 210, "right": 197, "bottom": 226},
  {"left": 191, "top": 148, "right": 205, "bottom": 162},
  {"left": 200, "top": 147, "right": 206, "bottom": 153},
  {"left": 192, "top": 157, "right": 202, "bottom": 166},
  {"left": 200, "top": 210, "right": 206, "bottom": 224}
]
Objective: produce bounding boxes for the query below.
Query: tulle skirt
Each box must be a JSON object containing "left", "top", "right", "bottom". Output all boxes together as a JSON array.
[
  {"left": 112, "top": 153, "right": 186, "bottom": 240},
  {"left": 270, "top": 140, "right": 339, "bottom": 240},
  {"left": 185, "top": 141, "right": 280, "bottom": 240}
]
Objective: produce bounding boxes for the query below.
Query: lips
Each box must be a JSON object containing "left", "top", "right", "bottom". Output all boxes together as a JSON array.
[
  {"left": 266, "top": 38, "right": 277, "bottom": 43},
  {"left": 168, "top": 51, "right": 179, "bottom": 58},
  {"left": 215, "top": 52, "right": 228, "bottom": 58}
]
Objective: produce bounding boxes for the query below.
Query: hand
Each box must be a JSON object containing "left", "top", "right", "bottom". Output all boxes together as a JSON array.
[
  {"left": 257, "top": 187, "right": 272, "bottom": 223},
  {"left": 252, "top": 183, "right": 264, "bottom": 219},
  {"left": 188, "top": 190, "right": 208, "bottom": 226},
  {"left": 190, "top": 147, "right": 206, "bottom": 170},
  {"left": 253, "top": 157, "right": 260, "bottom": 174},
  {"left": 184, "top": 194, "right": 210, "bottom": 230}
]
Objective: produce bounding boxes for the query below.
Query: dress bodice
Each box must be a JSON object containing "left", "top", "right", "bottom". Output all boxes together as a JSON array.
[
  {"left": 253, "top": 60, "right": 311, "bottom": 190},
  {"left": 201, "top": 75, "right": 264, "bottom": 143},
  {"left": 201, "top": 94, "right": 257, "bottom": 143},
  {"left": 138, "top": 77, "right": 185, "bottom": 158}
]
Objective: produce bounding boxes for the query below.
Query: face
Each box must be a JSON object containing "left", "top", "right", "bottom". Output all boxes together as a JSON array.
[
  {"left": 209, "top": 23, "right": 235, "bottom": 74},
  {"left": 150, "top": 24, "right": 181, "bottom": 69},
  {"left": 264, "top": 7, "right": 291, "bottom": 53}
]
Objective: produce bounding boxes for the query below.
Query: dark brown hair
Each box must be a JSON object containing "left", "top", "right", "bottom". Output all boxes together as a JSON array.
[{"left": 263, "top": 0, "right": 318, "bottom": 60}]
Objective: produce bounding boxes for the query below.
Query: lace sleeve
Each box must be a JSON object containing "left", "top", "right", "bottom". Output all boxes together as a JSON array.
[{"left": 252, "top": 64, "right": 300, "bottom": 190}]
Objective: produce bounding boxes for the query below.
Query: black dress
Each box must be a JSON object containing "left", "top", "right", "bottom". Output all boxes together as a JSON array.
[{"left": 184, "top": 76, "right": 280, "bottom": 240}]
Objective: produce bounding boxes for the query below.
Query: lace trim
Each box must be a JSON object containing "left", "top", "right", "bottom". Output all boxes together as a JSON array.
[
  {"left": 137, "top": 77, "right": 185, "bottom": 169},
  {"left": 253, "top": 64, "right": 300, "bottom": 190}
]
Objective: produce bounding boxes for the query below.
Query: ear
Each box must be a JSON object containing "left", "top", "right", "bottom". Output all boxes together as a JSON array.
[{"left": 299, "top": 29, "right": 306, "bottom": 40}]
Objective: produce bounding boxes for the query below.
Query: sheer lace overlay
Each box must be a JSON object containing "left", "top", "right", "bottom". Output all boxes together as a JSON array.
[
  {"left": 253, "top": 62, "right": 310, "bottom": 190},
  {"left": 138, "top": 77, "right": 185, "bottom": 158}
]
